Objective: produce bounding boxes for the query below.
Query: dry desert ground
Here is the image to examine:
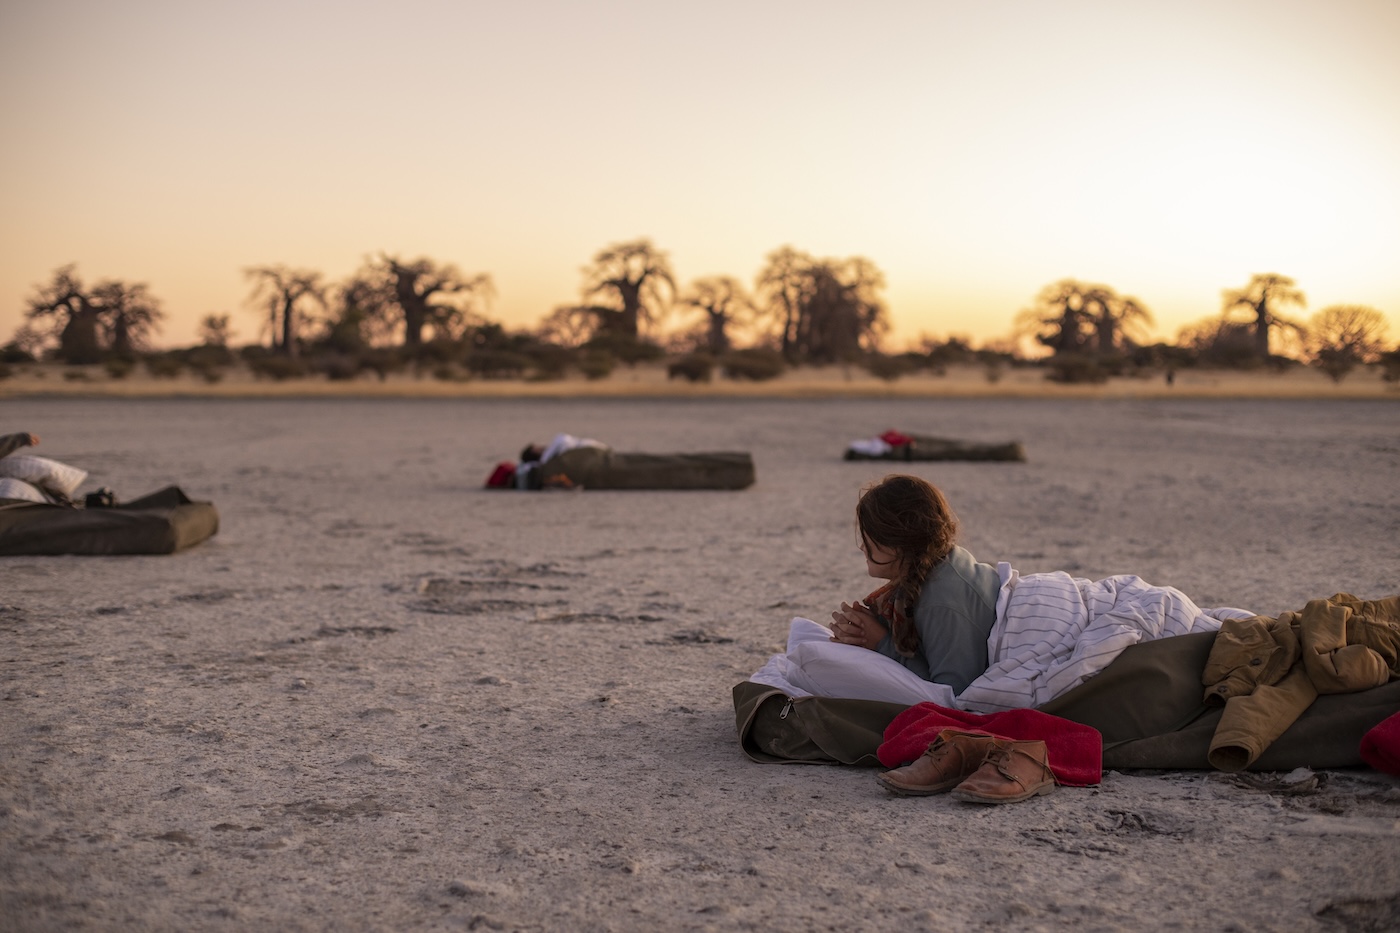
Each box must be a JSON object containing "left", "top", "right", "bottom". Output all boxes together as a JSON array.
[{"left": 2, "top": 393, "right": 1399, "bottom": 932}]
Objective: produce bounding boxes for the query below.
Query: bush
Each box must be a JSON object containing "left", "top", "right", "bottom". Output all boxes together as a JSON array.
[
  {"left": 357, "top": 348, "right": 406, "bottom": 382},
  {"left": 417, "top": 340, "right": 464, "bottom": 365},
  {"left": 318, "top": 354, "right": 363, "bottom": 382},
  {"left": 526, "top": 345, "right": 574, "bottom": 381},
  {"left": 667, "top": 353, "right": 715, "bottom": 383},
  {"left": 239, "top": 344, "right": 274, "bottom": 364},
  {"left": 720, "top": 348, "right": 786, "bottom": 381},
  {"left": 1044, "top": 354, "right": 1110, "bottom": 385},
  {"left": 1380, "top": 349, "right": 1400, "bottom": 384},
  {"left": 582, "top": 335, "right": 665, "bottom": 366},
  {"left": 464, "top": 349, "right": 531, "bottom": 379},
  {"left": 105, "top": 358, "right": 136, "bottom": 379},
  {"left": 0, "top": 363, "right": 12, "bottom": 381},
  {"left": 144, "top": 355, "right": 184, "bottom": 379},
  {"left": 63, "top": 368, "right": 91, "bottom": 382},
  {"left": 577, "top": 350, "right": 616, "bottom": 380},
  {"left": 863, "top": 354, "right": 915, "bottom": 382},
  {"left": 431, "top": 364, "right": 470, "bottom": 382},
  {"left": 0, "top": 342, "right": 34, "bottom": 364},
  {"left": 248, "top": 355, "right": 310, "bottom": 381},
  {"left": 195, "top": 364, "right": 225, "bottom": 384},
  {"left": 186, "top": 344, "right": 236, "bottom": 368}
]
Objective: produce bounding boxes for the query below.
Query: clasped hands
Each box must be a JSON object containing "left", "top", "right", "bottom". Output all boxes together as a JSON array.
[{"left": 829, "top": 600, "right": 886, "bottom": 650}]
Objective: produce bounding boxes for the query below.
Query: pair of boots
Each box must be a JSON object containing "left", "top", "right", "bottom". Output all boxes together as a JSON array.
[{"left": 877, "top": 728, "right": 1057, "bottom": 803}]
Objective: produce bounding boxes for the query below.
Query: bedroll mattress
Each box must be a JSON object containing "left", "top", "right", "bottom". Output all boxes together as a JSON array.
[{"left": 0, "top": 486, "right": 219, "bottom": 556}]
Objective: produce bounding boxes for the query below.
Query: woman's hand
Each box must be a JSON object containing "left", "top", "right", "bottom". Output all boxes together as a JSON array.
[{"left": 829, "top": 601, "right": 886, "bottom": 650}]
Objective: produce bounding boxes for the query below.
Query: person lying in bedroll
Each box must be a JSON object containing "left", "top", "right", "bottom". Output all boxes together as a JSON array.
[
  {"left": 844, "top": 430, "right": 1025, "bottom": 462},
  {"left": 484, "top": 432, "right": 756, "bottom": 491},
  {"left": 0, "top": 432, "right": 96, "bottom": 505}
]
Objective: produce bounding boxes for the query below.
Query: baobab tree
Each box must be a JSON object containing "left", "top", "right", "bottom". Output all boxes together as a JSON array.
[
  {"left": 1222, "top": 273, "right": 1305, "bottom": 359},
  {"left": 679, "top": 276, "right": 752, "bottom": 354},
  {"left": 244, "top": 265, "right": 326, "bottom": 358},
  {"left": 576, "top": 238, "right": 676, "bottom": 340},
  {"left": 373, "top": 255, "right": 494, "bottom": 349},
  {"left": 24, "top": 264, "right": 164, "bottom": 363},
  {"left": 25, "top": 265, "right": 108, "bottom": 364},
  {"left": 1089, "top": 291, "right": 1151, "bottom": 354},
  {"left": 94, "top": 280, "right": 164, "bottom": 357},
  {"left": 1016, "top": 279, "right": 1150, "bottom": 356},
  {"left": 754, "top": 245, "right": 813, "bottom": 360},
  {"left": 1305, "top": 304, "right": 1390, "bottom": 382},
  {"left": 753, "top": 248, "right": 887, "bottom": 363}
]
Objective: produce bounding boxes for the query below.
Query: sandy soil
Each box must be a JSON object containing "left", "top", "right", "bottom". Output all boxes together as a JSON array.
[{"left": 2, "top": 396, "right": 1399, "bottom": 932}]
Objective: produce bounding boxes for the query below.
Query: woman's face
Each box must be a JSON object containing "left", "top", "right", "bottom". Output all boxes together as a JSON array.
[{"left": 860, "top": 534, "right": 902, "bottom": 580}]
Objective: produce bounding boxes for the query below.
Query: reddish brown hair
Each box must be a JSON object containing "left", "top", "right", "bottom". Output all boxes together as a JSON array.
[{"left": 856, "top": 474, "right": 959, "bottom": 655}]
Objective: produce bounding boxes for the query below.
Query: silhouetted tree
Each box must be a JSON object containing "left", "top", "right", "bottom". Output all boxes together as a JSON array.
[
  {"left": 1177, "top": 316, "right": 1257, "bottom": 367},
  {"left": 1222, "top": 273, "right": 1305, "bottom": 359},
  {"left": 577, "top": 238, "right": 676, "bottom": 339},
  {"left": 25, "top": 265, "right": 104, "bottom": 363},
  {"left": 369, "top": 255, "right": 495, "bottom": 349},
  {"left": 244, "top": 265, "right": 326, "bottom": 358},
  {"left": 680, "top": 276, "right": 752, "bottom": 354},
  {"left": 538, "top": 304, "right": 598, "bottom": 347},
  {"left": 1016, "top": 280, "right": 1150, "bottom": 356},
  {"left": 319, "top": 274, "right": 398, "bottom": 354},
  {"left": 754, "top": 245, "right": 814, "bottom": 360},
  {"left": 94, "top": 280, "right": 164, "bottom": 358},
  {"left": 24, "top": 265, "right": 164, "bottom": 364},
  {"left": 1091, "top": 293, "right": 1151, "bottom": 354},
  {"left": 1305, "top": 304, "right": 1390, "bottom": 382},
  {"left": 198, "top": 313, "right": 234, "bottom": 347},
  {"left": 754, "top": 248, "right": 887, "bottom": 363},
  {"left": 1015, "top": 280, "right": 1095, "bottom": 354}
]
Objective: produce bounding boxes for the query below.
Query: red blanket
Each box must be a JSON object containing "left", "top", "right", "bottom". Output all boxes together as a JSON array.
[
  {"left": 879, "top": 702, "right": 1104, "bottom": 787},
  {"left": 1360, "top": 710, "right": 1400, "bottom": 777}
]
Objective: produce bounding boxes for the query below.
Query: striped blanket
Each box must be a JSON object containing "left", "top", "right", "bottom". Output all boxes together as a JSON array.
[
  {"left": 750, "top": 565, "right": 1254, "bottom": 713},
  {"left": 960, "top": 568, "right": 1253, "bottom": 711}
]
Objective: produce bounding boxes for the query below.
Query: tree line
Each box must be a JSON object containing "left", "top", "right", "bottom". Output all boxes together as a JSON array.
[{"left": 5, "top": 239, "right": 1397, "bottom": 385}]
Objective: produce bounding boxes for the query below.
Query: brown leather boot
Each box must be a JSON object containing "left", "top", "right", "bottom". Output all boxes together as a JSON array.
[
  {"left": 876, "top": 729, "right": 1007, "bottom": 796},
  {"left": 950, "top": 739, "right": 1057, "bottom": 804}
]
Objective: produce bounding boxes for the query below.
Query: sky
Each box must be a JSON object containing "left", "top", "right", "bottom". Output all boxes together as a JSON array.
[{"left": 2, "top": 0, "right": 1398, "bottom": 352}]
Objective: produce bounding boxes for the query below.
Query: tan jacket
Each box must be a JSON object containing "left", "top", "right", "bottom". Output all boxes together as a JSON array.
[{"left": 1202, "top": 593, "right": 1400, "bottom": 770}]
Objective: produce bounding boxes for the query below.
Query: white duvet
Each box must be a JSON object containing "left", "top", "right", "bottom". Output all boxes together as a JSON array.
[{"left": 749, "top": 564, "right": 1255, "bottom": 713}]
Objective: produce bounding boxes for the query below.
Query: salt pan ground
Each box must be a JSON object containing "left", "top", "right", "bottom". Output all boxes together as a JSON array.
[{"left": 3, "top": 395, "right": 1398, "bottom": 931}]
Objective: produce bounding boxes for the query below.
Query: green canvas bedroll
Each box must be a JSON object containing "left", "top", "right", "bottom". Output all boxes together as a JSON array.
[
  {"left": 539, "top": 448, "right": 755, "bottom": 490},
  {"left": 843, "top": 433, "right": 1026, "bottom": 463},
  {"left": 733, "top": 632, "right": 1400, "bottom": 771},
  {"left": 0, "top": 486, "right": 219, "bottom": 556}
]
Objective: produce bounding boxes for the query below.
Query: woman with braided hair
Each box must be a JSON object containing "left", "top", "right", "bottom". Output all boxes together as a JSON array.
[{"left": 828, "top": 474, "right": 1002, "bottom": 694}]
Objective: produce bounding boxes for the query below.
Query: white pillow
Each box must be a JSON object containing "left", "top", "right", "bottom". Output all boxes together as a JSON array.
[
  {"left": 0, "top": 455, "right": 88, "bottom": 496},
  {"left": 0, "top": 477, "right": 48, "bottom": 503},
  {"left": 758, "top": 617, "right": 960, "bottom": 707}
]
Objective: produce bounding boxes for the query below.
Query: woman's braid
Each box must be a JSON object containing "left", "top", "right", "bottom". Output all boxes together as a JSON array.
[{"left": 858, "top": 474, "right": 959, "bottom": 657}]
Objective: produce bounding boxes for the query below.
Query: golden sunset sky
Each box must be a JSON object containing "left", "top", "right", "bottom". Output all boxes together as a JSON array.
[{"left": 2, "top": 0, "right": 1397, "bottom": 351}]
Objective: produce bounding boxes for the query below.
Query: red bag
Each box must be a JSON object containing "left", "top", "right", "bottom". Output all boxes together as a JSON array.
[
  {"left": 484, "top": 462, "right": 516, "bottom": 489},
  {"left": 879, "top": 429, "right": 913, "bottom": 447}
]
